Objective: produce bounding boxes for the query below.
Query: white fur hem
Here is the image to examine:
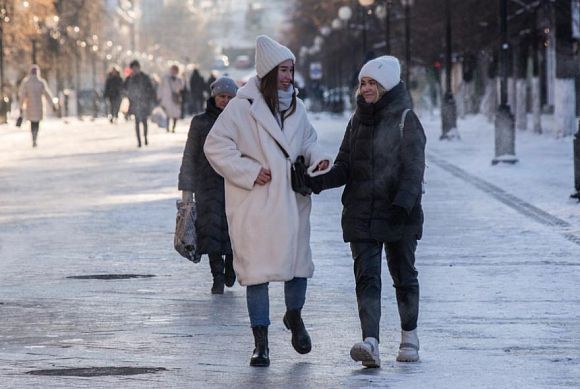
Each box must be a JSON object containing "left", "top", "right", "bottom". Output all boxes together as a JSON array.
[{"left": 307, "top": 157, "right": 333, "bottom": 177}]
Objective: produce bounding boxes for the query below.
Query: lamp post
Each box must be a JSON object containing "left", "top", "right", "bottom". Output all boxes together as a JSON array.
[
  {"left": 401, "top": 0, "right": 414, "bottom": 86},
  {"left": 492, "top": 0, "right": 517, "bottom": 165},
  {"left": 358, "top": 0, "right": 376, "bottom": 62},
  {"left": 0, "top": 1, "right": 9, "bottom": 124},
  {"left": 440, "top": 0, "right": 458, "bottom": 139},
  {"left": 338, "top": 5, "right": 356, "bottom": 97},
  {"left": 375, "top": 0, "right": 392, "bottom": 55}
]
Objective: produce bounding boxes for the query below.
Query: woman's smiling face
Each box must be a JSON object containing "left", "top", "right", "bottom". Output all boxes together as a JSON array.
[{"left": 359, "top": 77, "right": 380, "bottom": 103}]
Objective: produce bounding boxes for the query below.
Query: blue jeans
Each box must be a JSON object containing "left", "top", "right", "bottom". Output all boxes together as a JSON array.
[{"left": 246, "top": 277, "right": 307, "bottom": 327}]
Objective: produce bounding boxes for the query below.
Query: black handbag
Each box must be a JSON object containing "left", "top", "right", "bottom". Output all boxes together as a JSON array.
[
  {"left": 291, "top": 155, "right": 312, "bottom": 196},
  {"left": 16, "top": 116, "right": 23, "bottom": 127},
  {"left": 272, "top": 137, "right": 312, "bottom": 196}
]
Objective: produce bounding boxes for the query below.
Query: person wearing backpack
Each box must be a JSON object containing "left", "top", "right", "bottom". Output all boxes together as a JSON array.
[{"left": 309, "top": 56, "right": 426, "bottom": 367}]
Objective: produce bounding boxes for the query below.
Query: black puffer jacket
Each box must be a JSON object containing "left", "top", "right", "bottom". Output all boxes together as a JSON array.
[
  {"left": 178, "top": 98, "right": 232, "bottom": 255},
  {"left": 313, "top": 82, "right": 426, "bottom": 242}
]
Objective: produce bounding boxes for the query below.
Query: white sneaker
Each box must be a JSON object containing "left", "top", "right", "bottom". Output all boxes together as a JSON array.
[
  {"left": 350, "top": 337, "right": 380, "bottom": 368},
  {"left": 396, "top": 329, "right": 420, "bottom": 362}
]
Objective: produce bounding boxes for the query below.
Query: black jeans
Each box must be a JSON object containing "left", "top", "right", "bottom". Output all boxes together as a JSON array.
[
  {"left": 109, "top": 96, "right": 121, "bottom": 119},
  {"left": 135, "top": 119, "right": 148, "bottom": 146},
  {"left": 31, "top": 121, "right": 39, "bottom": 146},
  {"left": 350, "top": 237, "right": 419, "bottom": 342}
]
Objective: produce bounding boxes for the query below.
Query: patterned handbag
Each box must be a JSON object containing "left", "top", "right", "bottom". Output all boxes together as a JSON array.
[{"left": 174, "top": 200, "right": 201, "bottom": 263}]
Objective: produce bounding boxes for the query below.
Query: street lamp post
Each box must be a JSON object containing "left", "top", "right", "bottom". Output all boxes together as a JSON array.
[
  {"left": 440, "top": 0, "right": 458, "bottom": 139},
  {"left": 492, "top": 0, "right": 518, "bottom": 165},
  {"left": 0, "top": 1, "right": 8, "bottom": 124},
  {"left": 401, "top": 0, "right": 414, "bottom": 86},
  {"left": 385, "top": 0, "right": 392, "bottom": 54},
  {"left": 358, "top": 0, "right": 376, "bottom": 62}
]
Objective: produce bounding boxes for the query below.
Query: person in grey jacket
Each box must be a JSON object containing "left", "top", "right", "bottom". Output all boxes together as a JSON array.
[
  {"left": 310, "top": 56, "right": 426, "bottom": 367},
  {"left": 178, "top": 77, "right": 238, "bottom": 294},
  {"left": 124, "top": 60, "right": 156, "bottom": 147}
]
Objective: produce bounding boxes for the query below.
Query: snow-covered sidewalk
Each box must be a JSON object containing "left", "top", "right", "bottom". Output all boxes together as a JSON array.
[{"left": 0, "top": 114, "right": 579, "bottom": 388}]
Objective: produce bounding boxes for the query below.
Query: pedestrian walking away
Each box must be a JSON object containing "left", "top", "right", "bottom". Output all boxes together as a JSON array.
[
  {"left": 158, "top": 64, "right": 185, "bottom": 133},
  {"left": 178, "top": 76, "right": 239, "bottom": 295},
  {"left": 104, "top": 66, "right": 124, "bottom": 124},
  {"left": 124, "top": 60, "right": 156, "bottom": 147},
  {"left": 204, "top": 35, "right": 332, "bottom": 367},
  {"left": 189, "top": 68, "right": 206, "bottom": 114},
  {"left": 18, "top": 65, "right": 58, "bottom": 148},
  {"left": 309, "top": 55, "right": 426, "bottom": 368}
]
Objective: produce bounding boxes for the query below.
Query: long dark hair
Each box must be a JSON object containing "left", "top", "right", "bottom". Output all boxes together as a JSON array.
[{"left": 259, "top": 65, "right": 297, "bottom": 123}]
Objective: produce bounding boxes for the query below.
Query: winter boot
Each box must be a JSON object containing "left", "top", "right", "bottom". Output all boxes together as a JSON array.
[
  {"left": 283, "top": 309, "right": 311, "bottom": 354},
  {"left": 350, "top": 337, "right": 380, "bottom": 368},
  {"left": 224, "top": 255, "right": 236, "bottom": 287},
  {"left": 396, "top": 329, "right": 419, "bottom": 362},
  {"left": 250, "top": 326, "right": 269, "bottom": 367},
  {"left": 209, "top": 255, "right": 225, "bottom": 294}
]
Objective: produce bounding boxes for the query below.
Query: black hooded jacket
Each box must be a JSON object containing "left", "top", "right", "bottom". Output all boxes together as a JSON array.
[
  {"left": 178, "top": 98, "right": 232, "bottom": 255},
  {"left": 312, "top": 82, "right": 426, "bottom": 242}
]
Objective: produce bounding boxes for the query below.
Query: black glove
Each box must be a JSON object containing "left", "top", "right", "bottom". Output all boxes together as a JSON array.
[
  {"left": 305, "top": 174, "right": 324, "bottom": 195},
  {"left": 388, "top": 205, "right": 408, "bottom": 226}
]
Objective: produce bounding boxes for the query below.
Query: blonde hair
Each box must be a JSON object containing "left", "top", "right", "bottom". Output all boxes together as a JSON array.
[{"left": 355, "top": 79, "right": 387, "bottom": 101}]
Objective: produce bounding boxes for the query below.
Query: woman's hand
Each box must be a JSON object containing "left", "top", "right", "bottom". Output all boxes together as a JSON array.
[
  {"left": 314, "top": 160, "right": 330, "bottom": 172},
  {"left": 255, "top": 168, "right": 272, "bottom": 185}
]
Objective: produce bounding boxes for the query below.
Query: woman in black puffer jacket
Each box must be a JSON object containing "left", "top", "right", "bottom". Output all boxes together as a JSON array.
[
  {"left": 178, "top": 77, "right": 238, "bottom": 294},
  {"left": 310, "top": 56, "right": 426, "bottom": 367}
]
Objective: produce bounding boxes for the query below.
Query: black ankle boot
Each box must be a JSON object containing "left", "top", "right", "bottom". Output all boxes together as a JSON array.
[
  {"left": 250, "top": 326, "right": 269, "bottom": 367},
  {"left": 283, "top": 309, "right": 311, "bottom": 354},
  {"left": 224, "top": 255, "right": 236, "bottom": 287},
  {"left": 211, "top": 274, "right": 224, "bottom": 294},
  {"left": 209, "top": 255, "right": 225, "bottom": 294}
]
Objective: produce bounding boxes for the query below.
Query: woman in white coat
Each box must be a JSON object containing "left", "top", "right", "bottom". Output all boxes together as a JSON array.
[
  {"left": 204, "top": 35, "right": 331, "bottom": 367},
  {"left": 158, "top": 64, "right": 185, "bottom": 132},
  {"left": 18, "top": 65, "right": 57, "bottom": 148}
]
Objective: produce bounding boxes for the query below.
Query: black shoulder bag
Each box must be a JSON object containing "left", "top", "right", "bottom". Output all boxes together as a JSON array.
[{"left": 246, "top": 98, "right": 312, "bottom": 196}]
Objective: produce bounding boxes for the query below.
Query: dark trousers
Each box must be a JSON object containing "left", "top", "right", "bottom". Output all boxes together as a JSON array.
[
  {"left": 135, "top": 119, "right": 148, "bottom": 146},
  {"left": 350, "top": 237, "right": 419, "bottom": 342},
  {"left": 31, "top": 121, "right": 39, "bottom": 146},
  {"left": 109, "top": 96, "right": 121, "bottom": 119},
  {"left": 208, "top": 254, "right": 231, "bottom": 279}
]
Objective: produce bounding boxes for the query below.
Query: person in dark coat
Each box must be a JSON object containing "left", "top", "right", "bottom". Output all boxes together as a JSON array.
[
  {"left": 178, "top": 77, "right": 238, "bottom": 294},
  {"left": 310, "top": 56, "right": 426, "bottom": 367},
  {"left": 124, "top": 60, "right": 156, "bottom": 147},
  {"left": 189, "top": 68, "right": 206, "bottom": 114},
  {"left": 104, "top": 66, "right": 123, "bottom": 124}
]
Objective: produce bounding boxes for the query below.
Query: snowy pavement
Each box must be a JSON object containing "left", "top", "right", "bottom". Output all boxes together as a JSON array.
[{"left": 0, "top": 113, "right": 579, "bottom": 388}]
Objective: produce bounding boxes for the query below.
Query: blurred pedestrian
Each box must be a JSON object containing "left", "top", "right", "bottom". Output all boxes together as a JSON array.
[
  {"left": 18, "top": 65, "right": 58, "bottom": 148},
  {"left": 124, "top": 60, "right": 156, "bottom": 147},
  {"left": 104, "top": 66, "right": 123, "bottom": 124},
  {"left": 205, "top": 71, "right": 217, "bottom": 98},
  {"left": 178, "top": 77, "right": 239, "bottom": 294},
  {"left": 189, "top": 68, "right": 205, "bottom": 114},
  {"left": 309, "top": 56, "right": 426, "bottom": 367},
  {"left": 158, "top": 65, "right": 185, "bottom": 133},
  {"left": 204, "top": 35, "right": 331, "bottom": 367}
]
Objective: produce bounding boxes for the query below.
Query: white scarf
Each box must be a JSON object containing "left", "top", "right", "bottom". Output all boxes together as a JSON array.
[{"left": 278, "top": 85, "right": 294, "bottom": 112}]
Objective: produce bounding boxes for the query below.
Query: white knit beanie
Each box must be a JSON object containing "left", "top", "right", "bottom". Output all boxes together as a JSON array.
[
  {"left": 255, "top": 35, "right": 296, "bottom": 78},
  {"left": 358, "top": 56, "right": 401, "bottom": 91}
]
